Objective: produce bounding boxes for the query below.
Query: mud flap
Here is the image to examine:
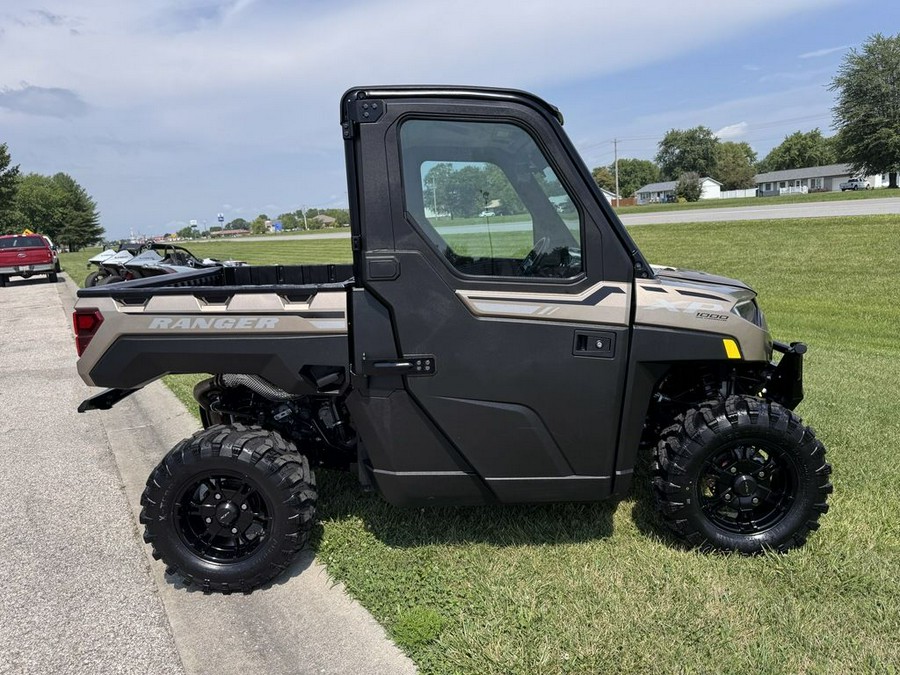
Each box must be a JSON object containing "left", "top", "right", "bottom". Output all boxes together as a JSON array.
[
  {"left": 769, "top": 341, "right": 806, "bottom": 410},
  {"left": 78, "top": 387, "right": 141, "bottom": 412}
]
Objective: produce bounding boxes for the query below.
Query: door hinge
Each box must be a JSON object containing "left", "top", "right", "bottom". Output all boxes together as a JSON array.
[{"left": 348, "top": 99, "right": 385, "bottom": 124}]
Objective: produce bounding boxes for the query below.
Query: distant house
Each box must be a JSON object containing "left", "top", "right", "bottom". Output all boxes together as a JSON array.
[
  {"left": 599, "top": 188, "right": 620, "bottom": 204},
  {"left": 754, "top": 164, "right": 884, "bottom": 195},
  {"left": 635, "top": 177, "right": 722, "bottom": 204},
  {"left": 312, "top": 214, "right": 337, "bottom": 227}
]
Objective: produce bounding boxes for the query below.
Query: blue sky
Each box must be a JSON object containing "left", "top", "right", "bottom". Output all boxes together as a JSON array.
[{"left": 0, "top": 0, "right": 896, "bottom": 239}]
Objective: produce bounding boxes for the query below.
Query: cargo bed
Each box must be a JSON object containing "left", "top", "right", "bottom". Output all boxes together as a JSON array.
[{"left": 74, "top": 263, "right": 355, "bottom": 396}]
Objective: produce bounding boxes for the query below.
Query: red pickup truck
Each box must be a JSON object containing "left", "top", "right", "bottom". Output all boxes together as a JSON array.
[{"left": 0, "top": 234, "right": 59, "bottom": 286}]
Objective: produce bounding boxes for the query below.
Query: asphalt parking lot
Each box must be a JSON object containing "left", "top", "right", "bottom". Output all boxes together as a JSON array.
[{"left": 0, "top": 276, "right": 416, "bottom": 675}]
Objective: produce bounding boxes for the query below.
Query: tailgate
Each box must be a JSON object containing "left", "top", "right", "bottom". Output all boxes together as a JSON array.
[{"left": 0, "top": 246, "right": 52, "bottom": 266}]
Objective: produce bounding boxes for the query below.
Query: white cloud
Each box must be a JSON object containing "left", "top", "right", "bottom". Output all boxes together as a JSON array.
[
  {"left": 799, "top": 45, "right": 851, "bottom": 59},
  {"left": 0, "top": 0, "right": 848, "bottom": 236},
  {"left": 715, "top": 122, "right": 749, "bottom": 139}
]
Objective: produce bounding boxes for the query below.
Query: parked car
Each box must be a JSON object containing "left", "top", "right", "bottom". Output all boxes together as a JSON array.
[
  {"left": 41, "top": 235, "right": 61, "bottom": 272},
  {"left": 839, "top": 178, "right": 871, "bottom": 191},
  {"left": 0, "top": 234, "right": 59, "bottom": 286}
]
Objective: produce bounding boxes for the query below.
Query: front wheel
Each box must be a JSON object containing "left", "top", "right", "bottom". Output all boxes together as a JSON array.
[
  {"left": 651, "top": 395, "right": 831, "bottom": 553},
  {"left": 140, "top": 425, "right": 317, "bottom": 593}
]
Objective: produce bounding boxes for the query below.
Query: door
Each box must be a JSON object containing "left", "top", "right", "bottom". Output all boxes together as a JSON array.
[{"left": 345, "top": 90, "right": 636, "bottom": 504}]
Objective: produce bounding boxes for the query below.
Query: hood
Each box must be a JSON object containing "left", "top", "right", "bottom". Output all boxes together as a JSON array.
[{"left": 651, "top": 264, "right": 754, "bottom": 294}]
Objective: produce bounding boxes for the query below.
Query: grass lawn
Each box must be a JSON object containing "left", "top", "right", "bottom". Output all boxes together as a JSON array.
[
  {"left": 615, "top": 186, "right": 897, "bottom": 215},
  {"left": 65, "top": 216, "right": 900, "bottom": 673}
]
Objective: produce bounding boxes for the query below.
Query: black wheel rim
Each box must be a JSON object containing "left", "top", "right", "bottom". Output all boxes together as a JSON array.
[
  {"left": 697, "top": 438, "right": 798, "bottom": 534},
  {"left": 174, "top": 471, "right": 272, "bottom": 563}
]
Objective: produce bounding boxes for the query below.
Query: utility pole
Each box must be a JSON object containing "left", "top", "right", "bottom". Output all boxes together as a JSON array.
[{"left": 613, "top": 138, "right": 620, "bottom": 208}]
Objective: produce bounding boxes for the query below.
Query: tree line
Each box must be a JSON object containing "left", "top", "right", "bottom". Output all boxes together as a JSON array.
[
  {"left": 0, "top": 143, "right": 103, "bottom": 249},
  {"left": 593, "top": 33, "right": 900, "bottom": 200},
  {"left": 174, "top": 208, "right": 352, "bottom": 239}
]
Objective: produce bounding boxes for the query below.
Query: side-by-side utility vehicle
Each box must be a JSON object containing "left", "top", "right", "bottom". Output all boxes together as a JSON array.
[{"left": 73, "top": 86, "right": 832, "bottom": 593}]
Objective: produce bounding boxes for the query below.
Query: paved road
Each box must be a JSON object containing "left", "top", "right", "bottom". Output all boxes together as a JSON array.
[
  {"left": 618, "top": 196, "right": 900, "bottom": 225},
  {"left": 0, "top": 276, "right": 416, "bottom": 675}
]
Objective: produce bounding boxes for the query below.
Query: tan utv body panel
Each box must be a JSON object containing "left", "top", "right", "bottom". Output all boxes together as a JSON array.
[
  {"left": 75, "top": 290, "right": 348, "bottom": 386},
  {"left": 456, "top": 281, "right": 631, "bottom": 326},
  {"left": 456, "top": 276, "right": 769, "bottom": 363},
  {"left": 635, "top": 277, "right": 769, "bottom": 361}
]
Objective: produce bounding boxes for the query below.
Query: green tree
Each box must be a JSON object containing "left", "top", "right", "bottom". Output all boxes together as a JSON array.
[
  {"left": 226, "top": 217, "right": 249, "bottom": 230},
  {"left": 614, "top": 158, "right": 660, "bottom": 197},
  {"left": 0, "top": 143, "right": 20, "bottom": 232},
  {"left": 656, "top": 126, "right": 719, "bottom": 180},
  {"left": 423, "top": 163, "right": 454, "bottom": 215},
  {"left": 757, "top": 129, "right": 838, "bottom": 172},
  {"left": 830, "top": 33, "right": 900, "bottom": 188},
  {"left": 591, "top": 166, "right": 615, "bottom": 192},
  {"left": 716, "top": 141, "right": 758, "bottom": 190},
  {"left": 14, "top": 173, "right": 68, "bottom": 237},
  {"left": 277, "top": 212, "right": 301, "bottom": 231},
  {"left": 675, "top": 172, "right": 702, "bottom": 201},
  {"left": 250, "top": 214, "right": 269, "bottom": 234},
  {"left": 52, "top": 173, "right": 103, "bottom": 250}
]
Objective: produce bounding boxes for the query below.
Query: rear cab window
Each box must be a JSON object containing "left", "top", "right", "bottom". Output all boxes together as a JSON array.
[{"left": 0, "top": 236, "right": 47, "bottom": 249}]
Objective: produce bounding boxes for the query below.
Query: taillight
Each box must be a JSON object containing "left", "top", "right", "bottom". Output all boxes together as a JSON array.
[{"left": 73, "top": 308, "right": 104, "bottom": 356}]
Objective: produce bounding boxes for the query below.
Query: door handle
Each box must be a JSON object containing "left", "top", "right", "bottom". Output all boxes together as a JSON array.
[{"left": 573, "top": 331, "right": 616, "bottom": 358}]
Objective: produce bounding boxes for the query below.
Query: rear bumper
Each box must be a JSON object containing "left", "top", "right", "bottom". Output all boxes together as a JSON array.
[
  {"left": 768, "top": 341, "right": 806, "bottom": 410},
  {"left": 0, "top": 263, "right": 55, "bottom": 276}
]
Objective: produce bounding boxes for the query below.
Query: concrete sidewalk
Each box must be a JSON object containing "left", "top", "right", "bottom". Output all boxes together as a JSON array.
[{"left": 0, "top": 275, "right": 416, "bottom": 675}]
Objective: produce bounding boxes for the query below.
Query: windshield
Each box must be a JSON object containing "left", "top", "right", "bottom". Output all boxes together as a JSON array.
[{"left": 0, "top": 236, "right": 46, "bottom": 249}]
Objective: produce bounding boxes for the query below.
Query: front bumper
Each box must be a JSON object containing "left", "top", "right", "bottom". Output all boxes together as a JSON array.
[
  {"left": 1, "top": 263, "right": 55, "bottom": 276},
  {"left": 768, "top": 341, "right": 806, "bottom": 410}
]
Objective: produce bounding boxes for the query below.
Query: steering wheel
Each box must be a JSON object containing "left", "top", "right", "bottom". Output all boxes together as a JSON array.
[{"left": 520, "top": 236, "right": 550, "bottom": 275}]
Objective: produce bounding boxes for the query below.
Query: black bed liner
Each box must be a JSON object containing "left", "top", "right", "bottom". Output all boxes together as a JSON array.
[{"left": 77, "top": 263, "right": 355, "bottom": 299}]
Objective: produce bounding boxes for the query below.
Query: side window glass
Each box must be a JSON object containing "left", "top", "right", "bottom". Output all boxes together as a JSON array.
[{"left": 400, "top": 120, "right": 583, "bottom": 279}]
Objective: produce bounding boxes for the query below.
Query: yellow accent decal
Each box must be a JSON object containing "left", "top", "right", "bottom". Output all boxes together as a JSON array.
[{"left": 723, "top": 338, "right": 742, "bottom": 359}]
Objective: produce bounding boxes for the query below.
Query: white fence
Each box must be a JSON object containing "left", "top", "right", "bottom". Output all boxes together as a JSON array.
[{"left": 720, "top": 188, "right": 758, "bottom": 199}]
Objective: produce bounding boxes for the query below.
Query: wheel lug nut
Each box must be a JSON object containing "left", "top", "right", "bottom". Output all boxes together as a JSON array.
[
  {"left": 231, "top": 527, "right": 238, "bottom": 534},
  {"left": 205, "top": 517, "right": 212, "bottom": 523},
  {"left": 730, "top": 467, "right": 737, "bottom": 474},
  {"left": 758, "top": 472, "right": 765, "bottom": 478},
  {"left": 724, "top": 493, "right": 732, "bottom": 501},
  {"left": 752, "top": 497, "right": 759, "bottom": 505},
  {"left": 214, "top": 493, "right": 221, "bottom": 500},
  {"left": 241, "top": 504, "right": 247, "bottom": 510}
]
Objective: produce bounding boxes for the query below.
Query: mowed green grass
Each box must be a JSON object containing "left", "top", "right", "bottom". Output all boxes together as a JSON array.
[{"left": 66, "top": 216, "right": 900, "bottom": 673}]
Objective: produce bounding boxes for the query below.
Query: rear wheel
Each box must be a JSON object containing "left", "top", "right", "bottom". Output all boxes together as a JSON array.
[
  {"left": 85, "top": 271, "right": 101, "bottom": 287},
  {"left": 652, "top": 395, "right": 831, "bottom": 553},
  {"left": 140, "top": 424, "right": 317, "bottom": 593},
  {"left": 48, "top": 272, "right": 58, "bottom": 283},
  {"left": 97, "top": 274, "right": 125, "bottom": 285},
  {"left": 0, "top": 274, "right": 6, "bottom": 287}
]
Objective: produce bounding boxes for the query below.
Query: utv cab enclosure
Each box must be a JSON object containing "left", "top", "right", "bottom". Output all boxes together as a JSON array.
[{"left": 74, "top": 86, "right": 831, "bottom": 593}]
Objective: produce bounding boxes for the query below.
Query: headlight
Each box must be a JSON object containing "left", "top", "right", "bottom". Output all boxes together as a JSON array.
[{"left": 733, "top": 299, "right": 762, "bottom": 326}]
